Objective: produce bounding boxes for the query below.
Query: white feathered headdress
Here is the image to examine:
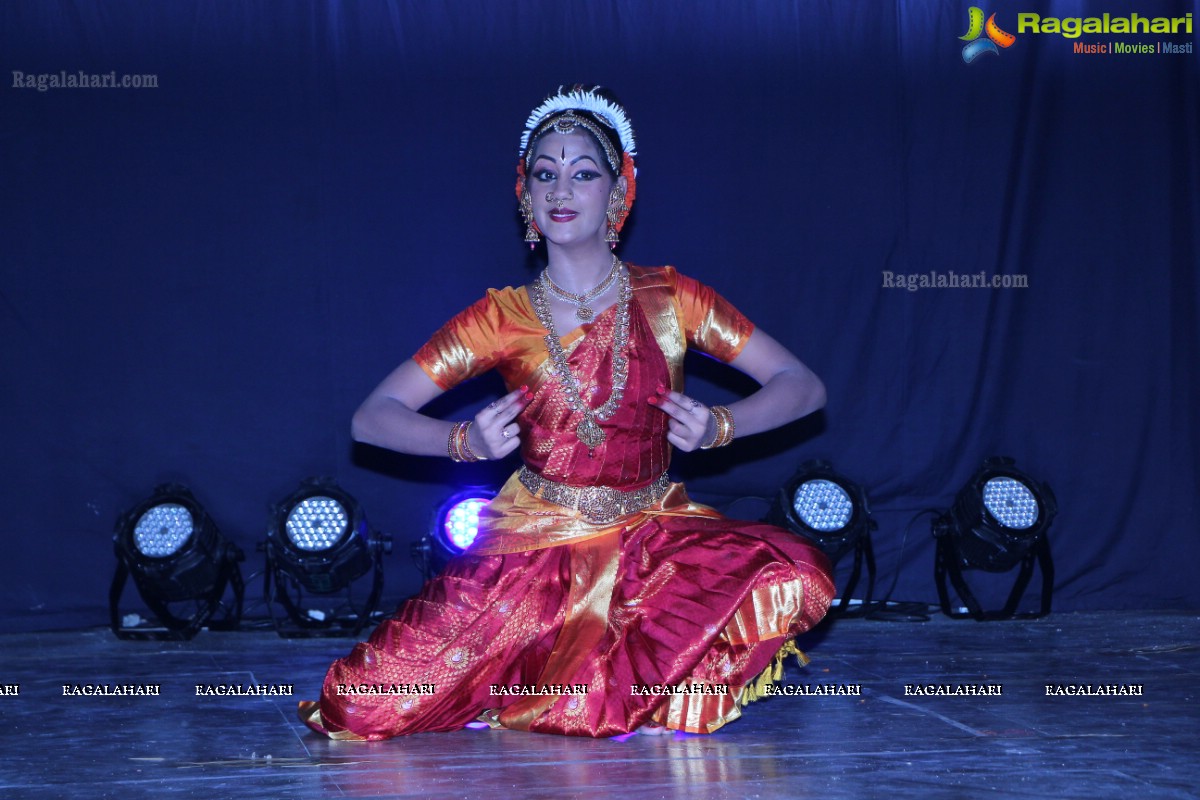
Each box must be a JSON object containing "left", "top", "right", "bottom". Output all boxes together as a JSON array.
[{"left": 518, "top": 85, "right": 637, "bottom": 161}]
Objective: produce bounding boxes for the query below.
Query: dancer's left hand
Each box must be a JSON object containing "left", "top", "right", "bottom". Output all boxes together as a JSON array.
[{"left": 648, "top": 385, "right": 716, "bottom": 452}]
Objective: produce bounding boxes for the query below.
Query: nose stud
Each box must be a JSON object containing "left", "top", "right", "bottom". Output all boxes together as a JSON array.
[{"left": 546, "top": 191, "right": 573, "bottom": 209}]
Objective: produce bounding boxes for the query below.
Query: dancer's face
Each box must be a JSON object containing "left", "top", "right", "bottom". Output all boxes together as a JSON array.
[{"left": 527, "top": 131, "right": 620, "bottom": 248}]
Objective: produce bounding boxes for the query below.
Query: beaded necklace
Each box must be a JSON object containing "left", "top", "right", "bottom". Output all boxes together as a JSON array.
[{"left": 542, "top": 254, "right": 619, "bottom": 322}]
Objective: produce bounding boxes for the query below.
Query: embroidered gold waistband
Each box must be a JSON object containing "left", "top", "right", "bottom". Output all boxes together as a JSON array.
[{"left": 517, "top": 467, "right": 671, "bottom": 525}]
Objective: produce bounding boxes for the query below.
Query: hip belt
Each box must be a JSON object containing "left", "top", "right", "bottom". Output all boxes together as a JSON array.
[{"left": 517, "top": 466, "right": 671, "bottom": 525}]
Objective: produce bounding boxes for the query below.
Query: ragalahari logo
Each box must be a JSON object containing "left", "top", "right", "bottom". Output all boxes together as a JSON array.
[{"left": 960, "top": 8, "right": 1016, "bottom": 62}]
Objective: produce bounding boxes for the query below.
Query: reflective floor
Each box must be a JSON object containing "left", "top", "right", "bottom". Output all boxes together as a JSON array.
[{"left": 1, "top": 611, "right": 1197, "bottom": 799}]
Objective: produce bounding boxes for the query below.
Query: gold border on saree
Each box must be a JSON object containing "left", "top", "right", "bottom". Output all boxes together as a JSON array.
[{"left": 518, "top": 467, "right": 670, "bottom": 525}]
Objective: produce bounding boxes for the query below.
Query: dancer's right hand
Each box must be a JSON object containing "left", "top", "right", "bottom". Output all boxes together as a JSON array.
[{"left": 469, "top": 385, "right": 533, "bottom": 459}]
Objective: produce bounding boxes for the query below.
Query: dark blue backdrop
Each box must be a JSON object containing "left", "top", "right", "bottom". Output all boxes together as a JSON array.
[{"left": 2, "top": 1, "right": 1197, "bottom": 631}]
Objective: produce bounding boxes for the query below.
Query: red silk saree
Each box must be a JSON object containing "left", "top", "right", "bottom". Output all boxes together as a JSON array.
[{"left": 300, "top": 265, "right": 834, "bottom": 739}]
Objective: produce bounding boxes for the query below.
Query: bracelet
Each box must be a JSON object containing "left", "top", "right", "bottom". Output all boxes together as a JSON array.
[
  {"left": 447, "top": 421, "right": 468, "bottom": 462},
  {"left": 700, "top": 405, "right": 735, "bottom": 449},
  {"left": 459, "top": 421, "right": 486, "bottom": 462},
  {"left": 448, "top": 421, "right": 487, "bottom": 462}
]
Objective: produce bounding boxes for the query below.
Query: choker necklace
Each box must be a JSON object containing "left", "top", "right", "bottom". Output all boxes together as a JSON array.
[
  {"left": 530, "top": 260, "right": 631, "bottom": 455},
  {"left": 542, "top": 255, "right": 619, "bottom": 322}
]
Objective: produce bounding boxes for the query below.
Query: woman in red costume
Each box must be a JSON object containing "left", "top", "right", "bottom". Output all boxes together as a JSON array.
[{"left": 299, "top": 86, "right": 834, "bottom": 739}]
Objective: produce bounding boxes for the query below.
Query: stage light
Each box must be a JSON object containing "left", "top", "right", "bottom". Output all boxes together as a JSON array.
[
  {"left": 412, "top": 489, "right": 497, "bottom": 580},
  {"left": 263, "top": 478, "right": 391, "bottom": 637},
  {"left": 769, "top": 460, "right": 876, "bottom": 613},
  {"left": 933, "top": 456, "right": 1056, "bottom": 620},
  {"left": 110, "top": 484, "right": 244, "bottom": 640},
  {"left": 439, "top": 494, "right": 492, "bottom": 554}
]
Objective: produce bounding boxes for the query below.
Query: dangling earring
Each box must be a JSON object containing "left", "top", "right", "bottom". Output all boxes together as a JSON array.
[
  {"left": 520, "top": 190, "right": 540, "bottom": 249},
  {"left": 606, "top": 185, "right": 627, "bottom": 249}
]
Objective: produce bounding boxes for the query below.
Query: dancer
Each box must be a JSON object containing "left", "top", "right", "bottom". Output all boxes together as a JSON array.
[{"left": 300, "top": 85, "right": 834, "bottom": 739}]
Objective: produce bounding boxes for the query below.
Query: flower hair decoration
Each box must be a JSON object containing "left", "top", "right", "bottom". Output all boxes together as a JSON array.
[{"left": 518, "top": 85, "right": 638, "bottom": 163}]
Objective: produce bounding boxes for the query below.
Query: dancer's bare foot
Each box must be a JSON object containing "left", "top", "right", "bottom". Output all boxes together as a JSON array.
[{"left": 638, "top": 724, "right": 669, "bottom": 735}]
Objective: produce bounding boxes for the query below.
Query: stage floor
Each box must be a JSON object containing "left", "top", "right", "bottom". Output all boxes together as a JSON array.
[{"left": 2, "top": 610, "right": 1197, "bottom": 799}]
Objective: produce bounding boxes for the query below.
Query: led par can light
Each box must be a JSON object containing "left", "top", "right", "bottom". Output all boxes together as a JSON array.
[
  {"left": 436, "top": 493, "right": 495, "bottom": 555},
  {"left": 409, "top": 489, "right": 498, "bottom": 581},
  {"left": 110, "top": 483, "right": 244, "bottom": 639},
  {"left": 941, "top": 458, "right": 1057, "bottom": 573},
  {"left": 767, "top": 460, "right": 876, "bottom": 614},
  {"left": 771, "top": 460, "right": 872, "bottom": 565},
  {"left": 263, "top": 477, "right": 391, "bottom": 637},
  {"left": 268, "top": 481, "right": 373, "bottom": 594},
  {"left": 932, "top": 456, "right": 1057, "bottom": 620}
]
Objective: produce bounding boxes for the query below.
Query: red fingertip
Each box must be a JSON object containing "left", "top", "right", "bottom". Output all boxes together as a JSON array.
[
  {"left": 647, "top": 396, "right": 658, "bottom": 405},
  {"left": 655, "top": 383, "right": 668, "bottom": 395},
  {"left": 520, "top": 384, "right": 529, "bottom": 392}
]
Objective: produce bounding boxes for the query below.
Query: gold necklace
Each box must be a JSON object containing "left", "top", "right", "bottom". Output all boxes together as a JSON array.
[
  {"left": 542, "top": 255, "right": 620, "bottom": 322},
  {"left": 530, "top": 261, "right": 631, "bottom": 455}
]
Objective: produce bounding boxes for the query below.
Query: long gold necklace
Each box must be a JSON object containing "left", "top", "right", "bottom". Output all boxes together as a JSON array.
[
  {"left": 542, "top": 254, "right": 620, "bottom": 322},
  {"left": 530, "top": 261, "right": 631, "bottom": 454}
]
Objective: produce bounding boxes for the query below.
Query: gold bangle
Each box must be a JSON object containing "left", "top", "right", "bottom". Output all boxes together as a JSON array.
[
  {"left": 699, "top": 409, "right": 720, "bottom": 449},
  {"left": 717, "top": 406, "right": 736, "bottom": 446},
  {"left": 448, "top": 420, "right": 486, "bottom": 462},
  {"left": 448, "top": 421, "right": 469, "bottom": 462},
  {"left": 701, "top": 405, "right": 735, "bottom": 449},
  {"left": 458, "top": 421, "right": 486, "bottom": 462}
]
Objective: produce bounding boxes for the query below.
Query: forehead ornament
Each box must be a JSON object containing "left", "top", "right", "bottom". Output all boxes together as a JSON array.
[{"left": 518, "top": 86, "right": 638, "bottom": 173}]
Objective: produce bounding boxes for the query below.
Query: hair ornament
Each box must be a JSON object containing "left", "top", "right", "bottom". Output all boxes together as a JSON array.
[{"left": 518, "top": 85, "right": 637, "bottom": 160}]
